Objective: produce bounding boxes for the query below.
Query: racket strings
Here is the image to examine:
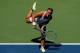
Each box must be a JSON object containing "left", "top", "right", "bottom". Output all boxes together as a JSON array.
[{"left": 45, "top": 30, "right": 58, "bottom": 42}]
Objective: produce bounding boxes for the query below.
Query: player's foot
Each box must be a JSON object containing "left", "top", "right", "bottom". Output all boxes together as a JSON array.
[
  {"left": 32, "top": 2, "right": 37, "bottom": 11},
  {"left": 40, "top": 46, "right": 46, "bottom": 52}
]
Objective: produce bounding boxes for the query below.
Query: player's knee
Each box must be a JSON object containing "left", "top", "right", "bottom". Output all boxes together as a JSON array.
[
  {"left": 41, "top": 35, "right": 46, "bottom": 40},
  {"left": 25, "top": 19, "right": 31, "bottom": 23},
  {"left": 25, "top": 16, "right": 29, "bottom": 19}
]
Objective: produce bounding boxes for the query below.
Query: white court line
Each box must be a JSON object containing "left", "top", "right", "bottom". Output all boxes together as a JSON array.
[
  {"left": 61, "top": 43, "right": 80, "bottom": 45},
  {"left": 0, "top": 43, "right": 80, "bottom": 45},
  {"left": 0, "top": 43, "right": 40, "bottom": 45}
]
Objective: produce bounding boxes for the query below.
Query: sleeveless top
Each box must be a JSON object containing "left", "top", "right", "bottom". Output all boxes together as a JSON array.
[{"left": 37, "top": 11, "right": 52, "bottom": 25}]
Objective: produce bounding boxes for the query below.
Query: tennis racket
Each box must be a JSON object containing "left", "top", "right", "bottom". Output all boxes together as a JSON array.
[{"left": 34, "top": 24, "right": 58, "bottom": 42}]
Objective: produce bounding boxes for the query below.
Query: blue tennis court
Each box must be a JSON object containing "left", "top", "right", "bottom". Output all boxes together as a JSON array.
[{"left": 0, "top": 43, "right": 80, "bottom": 53}]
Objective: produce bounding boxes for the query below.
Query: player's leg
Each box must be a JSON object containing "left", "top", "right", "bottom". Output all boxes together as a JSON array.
[
  {"left": 25, "top": 2, "right": 37, "bottom": 23},
  {"left": 39, "top": 25, "right": 46, "bottom": 52},
  {"left": 25, "top": 9, "right": 33, "bottom": 23},
  {"left": 41, "top": 25, "right": 46, "bottom": 47}
]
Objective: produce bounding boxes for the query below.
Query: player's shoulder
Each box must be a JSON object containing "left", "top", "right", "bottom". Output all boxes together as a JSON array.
[
  {"left": 37, "top": 11, "right": 47, "bottom": 15},
  {"left": 39, "top": 11, "right": 47, "bottom": 13}
]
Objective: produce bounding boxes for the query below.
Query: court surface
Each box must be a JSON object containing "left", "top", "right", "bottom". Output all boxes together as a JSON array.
[
  {"left": 0, "top": 43, "right": 80, "bottom": 53},
  {"left": 0, "top": 0, "right": 80, "bottom": 53},
  {"left": 0, "top": 0, "right": 80, "bottom": 43}
]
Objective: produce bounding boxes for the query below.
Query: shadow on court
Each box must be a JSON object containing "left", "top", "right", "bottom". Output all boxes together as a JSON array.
[{"left": 31, "top": 36, "right": 62, "bottom": 50}]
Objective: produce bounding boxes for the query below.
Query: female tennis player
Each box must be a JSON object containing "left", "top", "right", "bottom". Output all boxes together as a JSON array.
[{"left": 25, "top": 2, "right": 53, "bottom": 52}]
